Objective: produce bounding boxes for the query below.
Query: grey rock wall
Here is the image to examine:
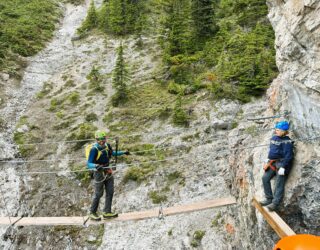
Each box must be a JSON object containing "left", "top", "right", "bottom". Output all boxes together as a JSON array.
[
  {"left": 267, "top": 0, "right": 320, "bottom": 137},
  {"left": 249, "top": 0, "right": 320, "bottom": 242}
]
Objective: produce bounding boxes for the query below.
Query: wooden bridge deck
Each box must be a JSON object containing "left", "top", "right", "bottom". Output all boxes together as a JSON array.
[
  {"left": 0, "top": 197, "right": 236, "bottom": 226},
  {"left": 252, "top": 196, "right": 296, "bottom": 238}
]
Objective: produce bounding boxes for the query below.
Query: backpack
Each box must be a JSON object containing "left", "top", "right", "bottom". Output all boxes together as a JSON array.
[{"left": 85, "top": 143, "right": 112, "bottom": 162}]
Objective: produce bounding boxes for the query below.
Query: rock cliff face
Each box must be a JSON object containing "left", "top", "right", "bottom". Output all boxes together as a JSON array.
[
  {"left": 267, "top": 0, "right": 320, "bottom": 136},
  {"left": 228, "top": 1, "right": 320, "bottom": 249},
  {"left": 266, "top": 0, "right": 320, "bottom": 233}
]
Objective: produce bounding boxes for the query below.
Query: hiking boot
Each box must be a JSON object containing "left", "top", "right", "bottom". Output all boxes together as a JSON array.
[
  {"left": 266, "top": 203, "right": 278, "bottom": 212},
  {"left": 102, "top": 212, "right": 118, "bottom": 219},
  {"left": 89, "top": 213, "right": 101, "bottom": 221},
  {"left": 260, "top": 199, "right": 272, "bottom": 206}
]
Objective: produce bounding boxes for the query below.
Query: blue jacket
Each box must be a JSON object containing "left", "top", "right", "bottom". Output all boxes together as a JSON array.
[
  {"left": 268, "top": 135, "right": 294, "bottom": 174},
  {"left": 87, "top": 143, "right": 125, "bottom": 170}
]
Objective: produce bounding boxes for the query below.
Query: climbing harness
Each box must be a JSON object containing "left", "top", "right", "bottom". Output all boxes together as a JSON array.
[{"left": 263, "top": 160, "right": 277, "bottom": 172}]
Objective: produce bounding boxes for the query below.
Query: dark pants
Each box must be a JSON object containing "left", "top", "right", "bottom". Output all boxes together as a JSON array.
[
  {"left": 90, "top": 171, "right": 114, "bottom": 214},
  {"left": 262, "top": 168, "right": 287, "bottom": 206}
]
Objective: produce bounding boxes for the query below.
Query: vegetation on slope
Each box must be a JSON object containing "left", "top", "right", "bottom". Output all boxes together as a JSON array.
[
  {"left": 158, "top": 0, "right": 277, "bottom": 102},
  {"left": 79, "top": 0, "right": 277, "bottom": 102},
  {"left": 0, "top": 0, "right": 61, "bottom": 77}
]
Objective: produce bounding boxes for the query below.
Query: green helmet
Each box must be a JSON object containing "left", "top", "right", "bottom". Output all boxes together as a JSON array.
[{"left": 95, "top": 130, "right": 107, "bottom": 139}]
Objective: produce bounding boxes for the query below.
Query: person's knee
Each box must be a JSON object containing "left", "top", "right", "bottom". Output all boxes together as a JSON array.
[
  {"left": 95, "top": 189, "right": 104, "bottom": 198},
  {"left": 262, "top": 174, "right": 270, "bottom": 184},
  {"left": 106, "top": 187, "right": 114, "bottom": 196}
]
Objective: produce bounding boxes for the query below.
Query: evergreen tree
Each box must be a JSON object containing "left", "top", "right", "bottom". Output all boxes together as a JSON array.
[
  {"left": 159, "top": 0, "right": 194, "bottom": 85},
  {"left": 104, "top": 0, "right": 146, "bottom": 36},
  {"left": 87, "top": 66, "right": 104, "bottom": 92},
  {"left": 172, "top": 95, "right": 189, "bottom": 126},
  {"left": 191, "top": 0, "right": 218, "bottom": 48},
  {"left": 77, "top": 1, "right": 98, "bottom": 34},
  {"left": 161, "top": 0, "right": 192, "bottom": 57},
  {"left": 98, "top": 2, "right": 110, "bottom": 32},
  {"left": 112, "top": 43, "right": 130, "bottom": 106},
  {"left": 130, "top": 0, "right": 148, "bottom": 46},
  {"left": 108, "top": 0, "right": 127, "bottom": 35}
]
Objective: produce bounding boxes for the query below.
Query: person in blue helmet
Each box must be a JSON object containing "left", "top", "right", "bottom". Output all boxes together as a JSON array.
[
  {"left": 87, "top": 130, "right": 130, "bottom": 221},
  {"left": 260, "top": 121, "right": 294, "bottom": 211}
]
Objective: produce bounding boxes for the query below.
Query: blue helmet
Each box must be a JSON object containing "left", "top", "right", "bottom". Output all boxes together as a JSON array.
[{"left": 275, "top": 121, "right": 290, "bottom": 131}]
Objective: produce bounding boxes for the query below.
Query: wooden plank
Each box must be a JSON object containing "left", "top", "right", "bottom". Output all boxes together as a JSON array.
[
  {"left": 16, "top": 217, "right": 88, "bottom": 226},
  {"left": 252, "top": 196, "right": 296, "bottom": 238},
  {"left": 163, "top": 197, "right": 236, "bottom": 216},
  {"left": 0, "top": 197, "right": 236, "bottom": 226},
  {"left": 0, "top": 217, "right": 21, "bottom": 225}
]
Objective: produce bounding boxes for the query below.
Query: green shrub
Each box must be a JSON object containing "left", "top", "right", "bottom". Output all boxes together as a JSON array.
[
  {"left": 128, "top": 144, "right": 154, "bottom": 156},
  {"left": 65, "top": 79, "right": 75, "bottom": 88},
  {"left": 85, "top": 113, "right": 98, "bottom": 122},
  {"left": 148, "top": 190, "right": 167, "bottom": 204},
  {"left": 56, "top": 111, "right": 64, "bottom": 119},
  {"left": 190, "top": 230, "right": 206, "bottom": 247},
  {"left": 168, "top": 81, "right": 184, "bottom": 95},
  {"left": 167, "top": 171, "right": 183, "bottom": 183},
  {"left": 194, "top": 230, "right": 205, "bottom": 241},
  {"left": 0, "top": 0, "right": 61, "bottom": 74},
  {"left": 49, "top": 98, "right": 64, "bottom": 112},
  {"left": 68, "top": 92, "right": 80, "bottom": 105},
  {"left": 211, "top": 212, "right": 222, "bottom": 227},
  {"left": 13, "top": 131, "right": 38, "bottom": 158},
  {"left": 53, "top": 121, "right": 72, "bottom": 130},
  {"left": 172, "top": 95, "right": 189, "bottom": 126},
  {"left": 67, "top": 123, "right": 97, "bottom": 150},
  {"left": 37, "top": 81, "right": 53, "bottom": 99},
  {"left": 122, "top": 165, "right": 155, "bottom": 183}
]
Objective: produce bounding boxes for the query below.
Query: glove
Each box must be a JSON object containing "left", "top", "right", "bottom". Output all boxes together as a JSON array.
[
  {"left": 124, "top": 151, "right": 130, "bottom": 155},
  {"left": 278, "top": 167, "right": 285, "bottom": 175}
]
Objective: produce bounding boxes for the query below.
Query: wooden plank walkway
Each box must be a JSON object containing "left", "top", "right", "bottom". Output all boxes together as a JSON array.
[
  {"left": 0, "top": 197, "right": 236, "bottom": 226},
  {"left": 252, "top": 196, "right": 296, "bottom": 238}
]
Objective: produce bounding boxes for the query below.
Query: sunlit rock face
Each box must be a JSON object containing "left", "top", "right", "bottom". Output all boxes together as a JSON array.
[
  {"left": 265, "top": 0, "right": 320, "bottom": 236},
  {"left": 267, "top": 0, "right": 320, "bottom": 137}
]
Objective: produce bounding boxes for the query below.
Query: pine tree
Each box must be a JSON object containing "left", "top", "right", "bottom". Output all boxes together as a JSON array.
[
  {"left": 98, "top": 2, "right": 110, "bottom": 32},
  {"left": 96, "top": 0, "right": 147, "bottom": 36},
  {"left": 108, "top": 0, "right": 127, "bottom": 35},
  {"left": 112, "top": 43, "right": 130, "bottom": 106},
  {"left": 129, "top": 0, "right": 148, "bottom": 46},
  {"left": 161, "top": 0, "right": 192, "bottom": 57},
  {"left": 87, "top": 66, "right": 104, "bottom": 92},
  {"left": 191, "top": 0, "right": 218, "bottom": 48},
  {"left": 77, "top": 1, "right": 98, "bottom": 34}
]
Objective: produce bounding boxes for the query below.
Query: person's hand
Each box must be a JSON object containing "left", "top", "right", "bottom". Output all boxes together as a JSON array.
[
  {"left": 124, "top": 151, "right": 130, "bottom": 155},
  {"left": 278, "top": 167, "right": 285, "bottom": 175}
]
